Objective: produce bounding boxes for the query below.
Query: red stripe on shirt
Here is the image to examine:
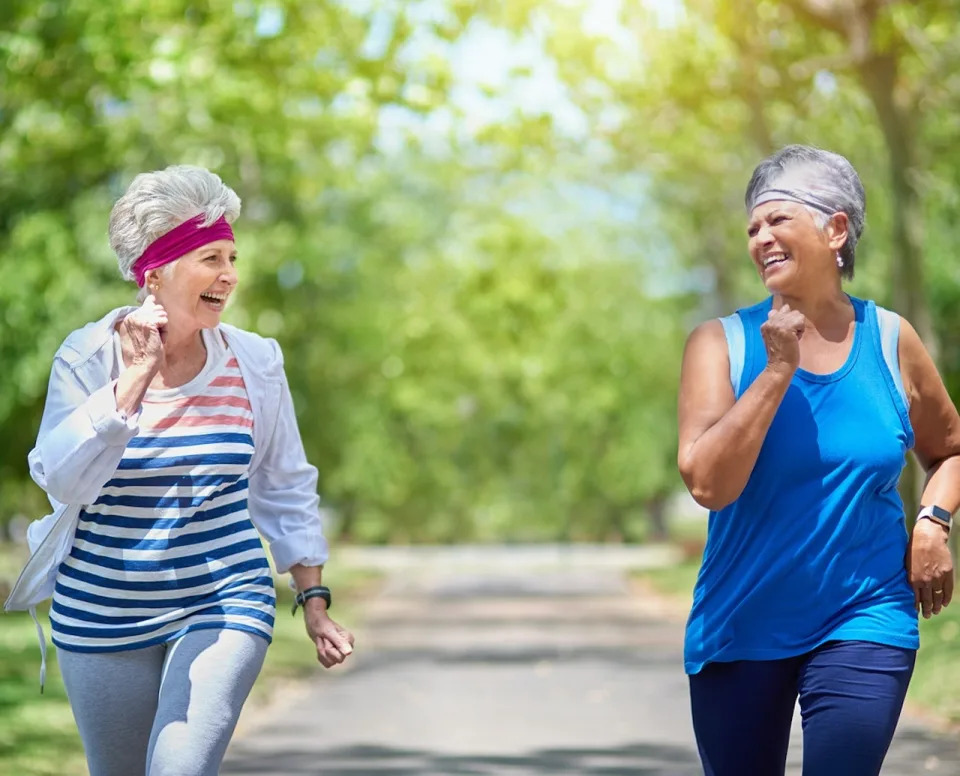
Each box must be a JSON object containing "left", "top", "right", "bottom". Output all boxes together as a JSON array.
[
  {"left": 209, "top": 376, "right": 245, "bottom": 387},
  {"left": 145, "top": 413, "right": 255, "bottom": 431},
  {"left": 144, "top": 395, "right": 253, "bottom": 411}
]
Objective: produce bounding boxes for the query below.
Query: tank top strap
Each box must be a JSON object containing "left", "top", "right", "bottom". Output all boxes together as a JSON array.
[
  {"left": 873, "top": 304, "right": 908, "bottom": 408},
  {"left": 865, "top": 299, "right": 913, "bottom": 447},
  {"left": 720, "top": 297, "right": 773, "bottom": 398},
  {"left": 719, "top": 313, "right": 744, "bottom": 395}
]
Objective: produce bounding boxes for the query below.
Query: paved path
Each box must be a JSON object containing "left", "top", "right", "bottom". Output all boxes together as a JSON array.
[{"left": 223, "top": 559, "right": 960, "bottom": 775}]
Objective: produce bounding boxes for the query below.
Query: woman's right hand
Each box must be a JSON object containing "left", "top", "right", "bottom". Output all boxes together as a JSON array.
[
  {"left": 122, "top": 295, "right": 167, "bottom": 373},
  {"left": 761, "top": 304, "right": 805, "bottom": 375}
]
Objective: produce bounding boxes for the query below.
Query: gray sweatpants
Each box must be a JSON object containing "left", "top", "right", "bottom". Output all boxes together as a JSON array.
[{"left": 57, "top": 628, "right": 268, "bottom": 776}]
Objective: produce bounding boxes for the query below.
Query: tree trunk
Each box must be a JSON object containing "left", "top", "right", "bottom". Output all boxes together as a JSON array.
[
  {"left": 336, "top": 499, "right": 357, "bottom": 542},
  {"left": 646, "top": 494, "right": 670, "bottom": 543},
  {"left": 856, "top": 51, "right": 933, "bottom": 522},
  {"left": 857, "top": 57, "right": 936, "bottom": 355}
]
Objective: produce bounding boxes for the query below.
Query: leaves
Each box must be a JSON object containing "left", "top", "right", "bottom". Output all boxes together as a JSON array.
[{"left": 5, "top": 0, "right": 956, "bottom": 541}]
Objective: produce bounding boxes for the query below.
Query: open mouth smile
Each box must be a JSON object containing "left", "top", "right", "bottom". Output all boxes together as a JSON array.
[
  {"left": 762, "top": 252, "right": 790, "bottom": 271},
  {"left": 200, "top": 291, "right": 229, "bottom": 309}
]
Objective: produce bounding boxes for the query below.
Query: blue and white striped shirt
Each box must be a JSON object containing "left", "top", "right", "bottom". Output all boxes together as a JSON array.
[{"left": 51, "top": 330, "right": 276, "bottom": 652}]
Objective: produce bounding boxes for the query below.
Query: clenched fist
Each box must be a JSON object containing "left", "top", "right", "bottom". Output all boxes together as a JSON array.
[{"left": 761, "top": 304, "right": 805, "bottom": 375}]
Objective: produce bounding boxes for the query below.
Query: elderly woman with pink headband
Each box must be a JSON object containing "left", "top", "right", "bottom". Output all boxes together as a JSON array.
[{"left": 5, "top": 165, "right": 353, "bottom": 776}]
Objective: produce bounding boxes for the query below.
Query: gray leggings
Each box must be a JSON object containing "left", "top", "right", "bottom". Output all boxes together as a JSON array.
[{"left": 57, "top": 628, "right": 268, "bottom": 776}]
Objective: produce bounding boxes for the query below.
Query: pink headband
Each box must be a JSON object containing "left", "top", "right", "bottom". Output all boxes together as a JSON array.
[{"left": 132, "top": 214, "right": 235, "bottom": 287}]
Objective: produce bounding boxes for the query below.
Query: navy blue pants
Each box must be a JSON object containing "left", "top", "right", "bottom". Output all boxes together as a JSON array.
[{"left": 689, "top": 640, "right": 916, "bottom": 776}]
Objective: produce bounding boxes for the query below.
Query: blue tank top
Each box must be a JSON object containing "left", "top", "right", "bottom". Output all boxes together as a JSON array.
[{"left": 684, "top": 296, "right": 919, "bottom": 675}]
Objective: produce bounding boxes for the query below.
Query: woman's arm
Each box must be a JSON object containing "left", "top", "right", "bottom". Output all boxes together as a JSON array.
[
  {"left": 288, "top": 562, "right": 354, "bottom": 667},
  {"left": 678, "top": 308, "right": 802, "bottom": 510},
  {"left": 899, "top": 317, "right": 960, "bottom": 618},
  {"left": 246, "top": 344, "right": 353, "bottom": 665},
  {"left": 29, "top": 301, "right": 165, "bottom": 505},
  {"left": 29, "top": 358, "right": 141, "bottom": 505},
  {"left": 246, "top": 364, "right": 329, "bottom": 572}
]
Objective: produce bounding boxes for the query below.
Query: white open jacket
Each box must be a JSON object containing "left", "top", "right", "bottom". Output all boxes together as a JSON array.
[{"left": 4, "top": 307, "right": 329, "bottom": 686}]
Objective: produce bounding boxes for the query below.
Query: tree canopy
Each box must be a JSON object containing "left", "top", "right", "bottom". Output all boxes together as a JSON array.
[{"left": 1, "top": 0, "right": 957, "bottom": 541}]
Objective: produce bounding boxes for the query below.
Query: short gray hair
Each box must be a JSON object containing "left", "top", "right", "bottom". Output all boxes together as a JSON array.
[
  {"left": 745, "top": 145, "right": 865, "bottom": 279},
  {"left": 109, "top": 165, "right": 241, "bottom": 284}
]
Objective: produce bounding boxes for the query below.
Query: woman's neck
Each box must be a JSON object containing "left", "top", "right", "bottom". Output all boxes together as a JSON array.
[{"left": 160, "top": 320, "right": 206, "bottom": 366}]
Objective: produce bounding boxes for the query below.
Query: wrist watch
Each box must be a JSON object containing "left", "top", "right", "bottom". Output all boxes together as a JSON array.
[
  {"left": 291, "top": 585, "right": 332, "bottom": 615},
  {"left": 917, "top": 504, "right": 952, "bottom": 532}
]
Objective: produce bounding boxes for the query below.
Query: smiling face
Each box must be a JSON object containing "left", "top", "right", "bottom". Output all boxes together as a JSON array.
[
  {"left": 747, "top": 201, "right": 846, "bottom": 295},
  {"left": 147, "top": 239, "right": 238, "bottom": 330}
]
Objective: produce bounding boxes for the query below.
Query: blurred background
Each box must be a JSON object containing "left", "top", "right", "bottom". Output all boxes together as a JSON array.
[
  {"left": 5, "top": 0, "right": 959, "bottom": 547},
  {"left": 0, "top": 0, "right": 960, "bottom": 774},
  {"left": 3, "top": 1, "right": 960, "bottom": 770}
]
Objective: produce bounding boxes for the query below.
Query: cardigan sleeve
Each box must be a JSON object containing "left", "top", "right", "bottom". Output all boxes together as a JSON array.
[
  {"left": 28, "top": 354, "right": 140, "bottom": 506},
  {"left": 246, "top": 341, "right": 329, "bottom": 573}
]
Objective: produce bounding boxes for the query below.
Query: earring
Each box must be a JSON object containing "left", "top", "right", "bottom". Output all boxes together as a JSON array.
[{"left": 836, "top": 253, "right": 844, "bottom": 268}]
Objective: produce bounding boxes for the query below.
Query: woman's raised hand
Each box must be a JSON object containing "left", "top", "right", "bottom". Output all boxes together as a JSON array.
[
  {"left": 122, "top": 295, "right": 167, "bottom": 372},
  {"left": 761, "top": 304, "right": 805, "bottom": 375}
]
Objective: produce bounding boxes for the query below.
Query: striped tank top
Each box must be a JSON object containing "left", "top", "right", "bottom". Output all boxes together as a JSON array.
[{"left": 50, "top": 328, "right": 276, "bottom": 652}]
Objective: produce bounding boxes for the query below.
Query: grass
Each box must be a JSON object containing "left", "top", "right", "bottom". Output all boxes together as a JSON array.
[
  {"left": 0, "top": 556, "right": 378, "bottom": 776},
  {"left": 638, "top": 556, "right": 960, "bottom": 726},
  {"left": 909, "top": 604, "right": 960, "bottom": 725},
  {"left": 0, "top": 606, "right": 84, "bottom": 776}
]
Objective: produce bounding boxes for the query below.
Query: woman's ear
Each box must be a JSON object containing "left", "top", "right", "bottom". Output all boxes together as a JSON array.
[
  {"left": 145, "top": 269, "right": 162, "bottom": 293},
  {"left": 826, "top": 211, "right": 850, "bottom": 252}
]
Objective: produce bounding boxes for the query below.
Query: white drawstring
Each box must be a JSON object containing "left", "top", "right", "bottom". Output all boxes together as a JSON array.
[{"left": 29, "top": 605, "right": 47, "bottom": 693}]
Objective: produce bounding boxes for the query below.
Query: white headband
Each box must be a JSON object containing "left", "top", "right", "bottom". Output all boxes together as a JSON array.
[{"left": 749, "top": 187, "right": 838, "bottom": 215}]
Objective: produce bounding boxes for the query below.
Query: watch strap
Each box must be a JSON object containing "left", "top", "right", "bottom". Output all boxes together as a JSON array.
[
  {"left": 918, "top": 504, "right": 952, "bottom": 531},
  {"left": 291, "top": 585, "right": 332, "bottom": 615}
]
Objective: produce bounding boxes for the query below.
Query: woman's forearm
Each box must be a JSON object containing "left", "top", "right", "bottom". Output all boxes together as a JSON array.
[
  {"left": 289, "top": 563, "right": 324, "bottom": 592},
  {"left": 31, "top": 379, "right": 140, "bottom": 504},
  {"left": 919, "top": 455, "right": 960, "bottom": 515},
  {"left": 114, "top": 363, "right": 157, "bottom": 418},
  {"left": 680, "top": 365, "right": 793, "bottom": 510}
]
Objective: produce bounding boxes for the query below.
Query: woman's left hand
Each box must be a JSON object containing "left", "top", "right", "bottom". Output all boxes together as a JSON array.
[
  {"left": 302, "top": 601, "right": 355, "bottom": 668},
  {"left": 907, "top": 519, "right": 954, "bottom": 619}
]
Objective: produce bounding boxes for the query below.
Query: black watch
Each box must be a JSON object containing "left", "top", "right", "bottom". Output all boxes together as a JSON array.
[{"left": 291, "top": 585, "right": 332, "bottom": 615}]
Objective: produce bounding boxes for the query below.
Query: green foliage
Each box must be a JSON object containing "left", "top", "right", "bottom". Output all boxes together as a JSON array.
[
  {"left": 0, "top": 0, "right": 686, "bottom": 544},
  {"left": 2, "top": 0, "right": 958, "bottom": 544}
]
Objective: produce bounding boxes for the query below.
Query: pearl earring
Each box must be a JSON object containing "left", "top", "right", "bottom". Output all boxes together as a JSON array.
[{"left": 836, "top": 253, "right": 844, "bottom": 268}]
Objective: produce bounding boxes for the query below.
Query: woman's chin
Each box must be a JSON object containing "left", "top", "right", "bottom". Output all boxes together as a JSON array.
[
  {"left": 762, "top": 274, "right": 793, "bottom": 295},
  {"left": 196, "top": 305, "right": 225, "bottom": 326}
]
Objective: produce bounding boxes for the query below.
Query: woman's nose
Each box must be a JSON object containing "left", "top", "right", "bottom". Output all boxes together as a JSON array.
[{"left": 756, "top": 224, "right": 775, "bottom": 245}]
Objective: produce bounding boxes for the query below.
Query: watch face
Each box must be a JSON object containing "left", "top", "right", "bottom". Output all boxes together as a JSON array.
[
  {"left": 922, "top": 505, "right": 953, "bottom": 525},
  {"left": 930, "top": 505, "right": 952, "bottom": 522}
]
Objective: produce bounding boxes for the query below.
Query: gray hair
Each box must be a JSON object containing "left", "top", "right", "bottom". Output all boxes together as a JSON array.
[
  {"left": 745, "top": 145, "right": 865, "bottom": 279},
  {"left": 109, "top": 165, "right": 241, "bottom": 290}
]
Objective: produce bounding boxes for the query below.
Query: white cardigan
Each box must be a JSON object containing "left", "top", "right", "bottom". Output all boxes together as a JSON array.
[{"left": 6, "top": 306, "right": 329, "bottom": 614}]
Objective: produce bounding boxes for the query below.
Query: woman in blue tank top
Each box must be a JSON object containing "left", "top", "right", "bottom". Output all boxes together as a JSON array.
[{"left": 677, "top": 145, "right": 960, "bottom": 776}]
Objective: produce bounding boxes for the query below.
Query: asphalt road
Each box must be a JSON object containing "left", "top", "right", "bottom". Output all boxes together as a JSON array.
[{"left": 223, "top": 558, "right": 960, "bottom": 776}]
